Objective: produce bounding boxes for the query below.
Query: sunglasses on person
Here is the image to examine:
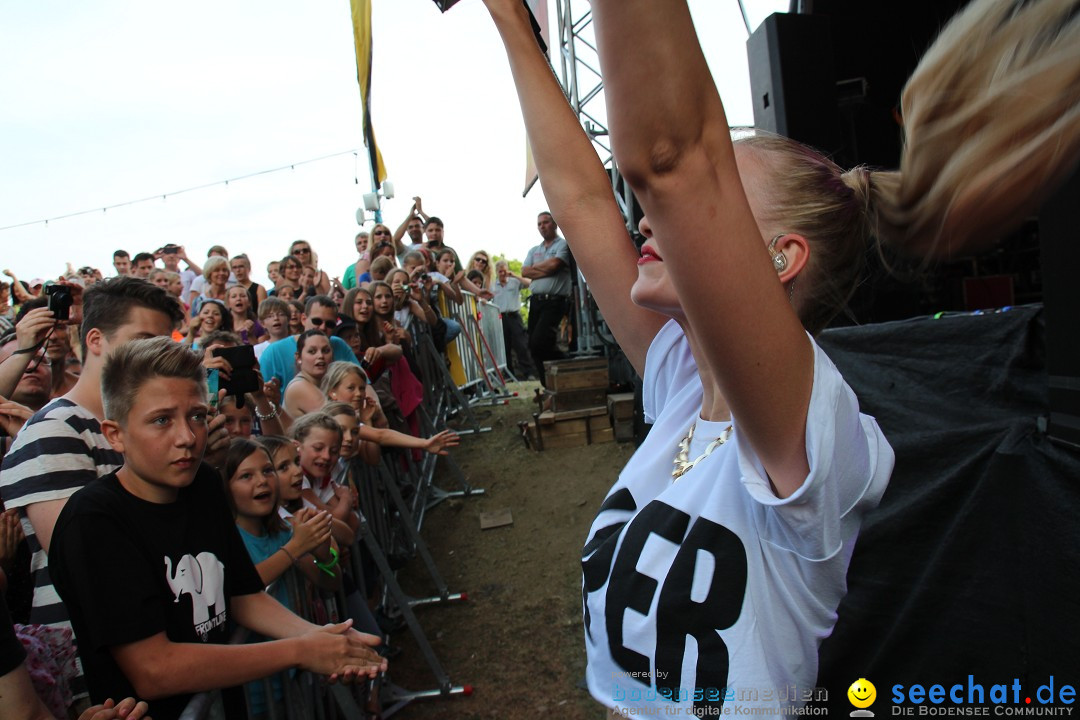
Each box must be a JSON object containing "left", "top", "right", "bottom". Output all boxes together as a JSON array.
[
  {"left": 292, "top": 247, "right": 312, "bottom": 255},
  {"left": 309, "top": 317, "right": 338, "bottom": 330},
  {"left": 476, "top": 258, "right": 489, "bottom": 266},
  {"left": 373, "top": 229, "right": 391, "bottom": 236}
]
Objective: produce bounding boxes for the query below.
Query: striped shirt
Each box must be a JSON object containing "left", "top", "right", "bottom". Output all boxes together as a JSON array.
[{"left": 0, "top": 398, "right": 123, "bottom": 697}]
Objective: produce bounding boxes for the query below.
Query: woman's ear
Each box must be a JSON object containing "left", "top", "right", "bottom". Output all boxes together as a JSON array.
[{"left": 771, "top": 233, "right": 810, "bottom": 285}]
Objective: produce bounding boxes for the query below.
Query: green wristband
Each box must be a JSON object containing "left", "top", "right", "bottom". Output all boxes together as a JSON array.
[{"left": 314, "top": 547, "right": 339, "bottom": 577}]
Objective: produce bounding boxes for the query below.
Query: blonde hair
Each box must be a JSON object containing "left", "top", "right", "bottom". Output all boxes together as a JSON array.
[
  {"left": 741, "top": 0, "right": 1080, "bottom": 333},
  {"left": 468, "top": 250, "right": 494, "bottom": 287},
  {"left": 321, "top": 361, "right": 368, "bottom": 397},
  {"left": 202, "top": 256, "right": 229, "bottom": 282},
  {"left": 876, "top": 0, "right": 1080, "bottom": 257},
  {"left": 322, "top": 401, "right": 357, "bottom": 419}
]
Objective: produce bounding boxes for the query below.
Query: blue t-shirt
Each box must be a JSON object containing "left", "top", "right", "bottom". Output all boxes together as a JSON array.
[
  {"left": 235, "top": 526, "right": 293, "bottom": 609},
  {"left": 258, "top": 335, "right": 359, "bottom": 387},
  {"left": 235, "top": 525, "right": 293, "bottom": 716}
]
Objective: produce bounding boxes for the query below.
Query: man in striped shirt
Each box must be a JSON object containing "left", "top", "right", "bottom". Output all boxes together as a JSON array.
[{"left": 0, "top": 276, "right": 185, "bottom": 707}]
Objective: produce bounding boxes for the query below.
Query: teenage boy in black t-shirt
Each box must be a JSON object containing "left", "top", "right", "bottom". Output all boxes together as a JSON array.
[{"left": 50, "top": 337, "right": 385, "bottom": 720}]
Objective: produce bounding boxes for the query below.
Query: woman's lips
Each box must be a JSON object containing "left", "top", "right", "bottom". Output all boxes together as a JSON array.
[{"left": 637, "top": 246, "right": 662, "bottom": 265}]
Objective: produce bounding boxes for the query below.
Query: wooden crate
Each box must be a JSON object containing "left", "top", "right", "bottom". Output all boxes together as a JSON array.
[
  {"left": 551, "top": 387, "right": 607, "bottom": 413},
  {"left": 607, "top": 392, "right": 634, "bottom": 420},
  {"left": 607, "top": 392, "right": 635, "bottom": 442},
  {"left": 530, "top": 406, "right": 613, "bottom": 450},
  {"left": 543, "top": 357, "right": 609, "bottom": 393}
]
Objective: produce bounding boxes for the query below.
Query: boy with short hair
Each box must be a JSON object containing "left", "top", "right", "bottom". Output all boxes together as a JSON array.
[
  {"left": 50, "top": 337, "right": 384, "bottom": 720},
  {"left": 255, "top": 297, "right": 291, "bottom": 360},
  {"left": 0, "top": 276, "right": 189, "bottom": 709}
]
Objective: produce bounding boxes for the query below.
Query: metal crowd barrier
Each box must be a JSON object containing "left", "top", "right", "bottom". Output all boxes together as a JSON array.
[
  {"left": 179, "top": 302, "right": 500, "bottom": 719},
  {"left": 438, "top": 291, "right": 518, "bottom": 407}
]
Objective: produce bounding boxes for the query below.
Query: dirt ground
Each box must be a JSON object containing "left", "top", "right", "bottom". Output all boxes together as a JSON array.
[{"left": 389, "top": 381, "right": 637, "bottom": 719}]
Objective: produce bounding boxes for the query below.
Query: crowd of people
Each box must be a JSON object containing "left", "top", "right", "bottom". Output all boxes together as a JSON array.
[
  {"left": 4, "top": 0, "right": 1072, "bottom": 717},
  {"left": 0, "top": 203, "right": 554, "bottom": 718}
]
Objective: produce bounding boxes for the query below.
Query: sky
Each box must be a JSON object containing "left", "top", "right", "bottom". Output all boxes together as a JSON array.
[{"left": 0, "top": 0, "right": 788, "bottom": 287}]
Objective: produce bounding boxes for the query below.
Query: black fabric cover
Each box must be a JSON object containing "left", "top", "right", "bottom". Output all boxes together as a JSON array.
[{"left": 815, "top": 305, "right": 1080, "bottom": 710}]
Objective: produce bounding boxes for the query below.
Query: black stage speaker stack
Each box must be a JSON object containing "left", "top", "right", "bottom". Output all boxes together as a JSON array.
[{"left": 746, "top": 13, "right": 840, "bottom": 159}]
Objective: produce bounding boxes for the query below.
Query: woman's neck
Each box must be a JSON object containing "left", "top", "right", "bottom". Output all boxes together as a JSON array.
[
  {"left": 297, "top": 369, "right": 324, "bottom": 385},
  {"left": 235, "top": 513, "right": 265, "bottom": 537},
  {"left": 680, "top": 321, "right": 730, "bottom": 423}
]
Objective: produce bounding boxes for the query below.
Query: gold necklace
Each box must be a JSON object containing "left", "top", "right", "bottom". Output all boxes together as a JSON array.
[{"left": 671, "top": 421, "right": 733, "bottom": 481}]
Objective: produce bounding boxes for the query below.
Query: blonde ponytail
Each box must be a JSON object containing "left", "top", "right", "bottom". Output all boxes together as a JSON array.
[{"left": 877, "top": 0, "right": 1080, "bottom": 257}]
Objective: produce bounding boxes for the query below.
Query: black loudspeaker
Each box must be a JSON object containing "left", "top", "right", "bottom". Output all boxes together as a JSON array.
[
  {"left": 746, "top": 13, "right": 840, "bottom": 156},
  {"left": 1038, "top": 167, "right": 1080, "bottom": 448}
]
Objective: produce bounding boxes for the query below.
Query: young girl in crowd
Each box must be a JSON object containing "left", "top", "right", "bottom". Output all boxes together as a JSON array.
[
  {"left": 368, "top": 281, "right": 425, "bottom": 435},
  {"left": 286, "top": 299, "right": 304, "bottom": 334},
  {"left": 369, "top": 281, "right": 405, "bottom": 345},
  {"left": 432, "top": 250, "right": 463, "bottom": 305},
  {"left": 226, "top": 438, "right": 340, "bottom": 604},
  {"left": 321, "top": 368, "right": 460, "bottom": 459},
  {"left": 274, "top": 283, "right": 297, "bottom": 301},
  {"left": 298, "top": 266, "right": 318, "bottom": 302},
  {"left": 323, "top": 361, "right": 388, "bottom": 430},
  {"left": 292, "top": 413, "right": 358, "bottom": 549},
  {"left": 426, "top": 251, "right": 464, "bottom": 348},
  {"left": 266, "top": 260, "right": 281, "bottom": 289},
  {"left": 342, "top": 287, "right": 401, "bottom": 380},
  {"left": 227, "top": 285, "right": 268, "bottom": 346},
  {"left": 183, "top": 298, "right": 231, "bottom": 348},
  {"left": 224, "top": 438, "right": 339, "bottom": 717},
  {"left": 322, "top": 401, "right": 380, "bottom": 478},
  {"left": 260, "top": 432, "right": 386, "bottom": 720},
  {"left": 483, "top": 0, "right": 1080, "bottom": 715},
  {"left": 282, "top": 329, "right": 333, "bottom": 417},
  {"left": 388, "top": 269, "right": 434, "bottom": 334}
]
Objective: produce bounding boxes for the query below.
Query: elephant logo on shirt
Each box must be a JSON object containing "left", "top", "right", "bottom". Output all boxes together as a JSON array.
[{"left": 164, "top": 552, "right": 226, "bottom": 628}]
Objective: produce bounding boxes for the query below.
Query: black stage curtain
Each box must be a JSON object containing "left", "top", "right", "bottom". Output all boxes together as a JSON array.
[{"left": 816, "top": 305, "right": 1080, "bottom": 710}]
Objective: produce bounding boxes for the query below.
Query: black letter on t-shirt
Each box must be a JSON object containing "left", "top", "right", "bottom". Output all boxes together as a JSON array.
[
  {"left": 605, "top": 501, "right": 690, "bottom": 677},
  {"left": 655, "top": 517, "right": 746, "bottom": 711},
  {"left": 582, "top": 489, "right": 637, "bottom": 641}
]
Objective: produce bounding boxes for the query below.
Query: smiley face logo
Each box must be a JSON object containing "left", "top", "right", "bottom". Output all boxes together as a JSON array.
[{"left": 848, "top": 678, "right": 877, "bottom": 710}]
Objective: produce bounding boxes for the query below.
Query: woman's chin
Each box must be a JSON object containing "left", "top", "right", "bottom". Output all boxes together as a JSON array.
[{"left": 630, "top": 278, "right": 681, "bottom": 319}]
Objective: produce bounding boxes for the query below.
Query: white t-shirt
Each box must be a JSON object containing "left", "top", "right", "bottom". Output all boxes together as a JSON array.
[
  {"left": 301, "top": 474, "right": 337, "bottom": 505},
  {"left": 582, "top": 320, "right": 893, "bottom": 716}
]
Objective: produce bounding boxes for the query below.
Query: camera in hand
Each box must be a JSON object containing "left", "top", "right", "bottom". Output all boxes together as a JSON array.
[{"left": 45, "top": 284, "right": 74, "bottom": 321}]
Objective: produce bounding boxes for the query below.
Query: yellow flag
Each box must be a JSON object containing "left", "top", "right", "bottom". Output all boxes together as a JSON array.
[{"left": 350, "top": 0, "right": 387, "bottom": 186}]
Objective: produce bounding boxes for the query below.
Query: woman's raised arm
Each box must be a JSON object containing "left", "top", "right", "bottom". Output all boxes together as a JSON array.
[
  {"left": 482, "top": 0, "right": 666, "bottom": 375},
  {"left": 591, "top": 0, "right": 814, "bottom": 496}
]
